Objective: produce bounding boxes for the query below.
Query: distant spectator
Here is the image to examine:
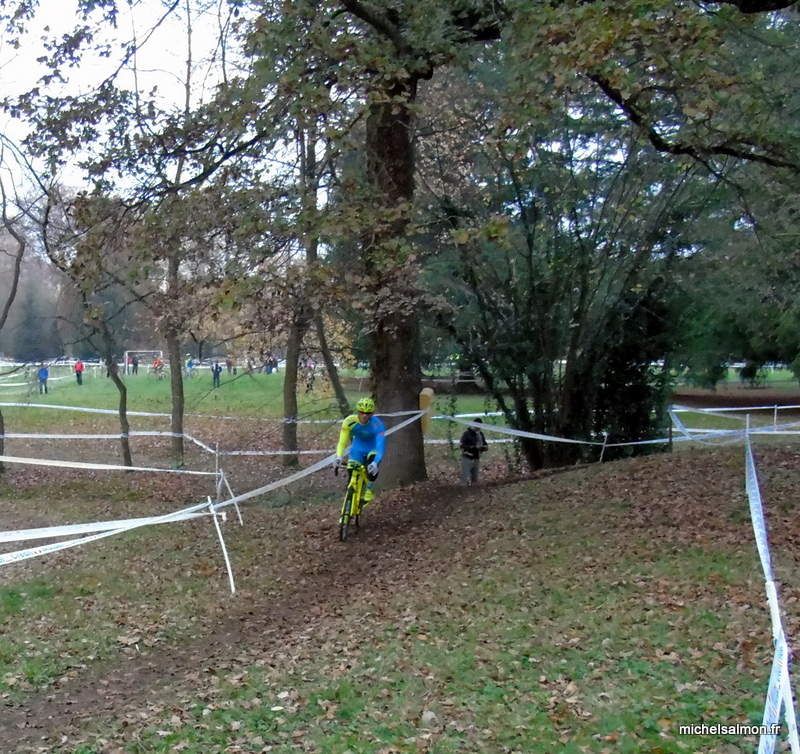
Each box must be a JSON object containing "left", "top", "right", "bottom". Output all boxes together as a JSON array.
[
  {"left": 225, "top": 357, "right": 233, "bottom": 375},
  {"left": 151, "top": 356, "right": 164, "bottom": 379},
  {"left": 211, "top": 360, "right": 223, "bottom": 388},
  {"left": 302, "top": 355, "right": 316, "bottom": 393},
  {"left": 185, "top": 354, "right": 194, "bottom": 378},
  {"left": 459, "top": 418, "right": 488, "bottom": 485},
  {"left": 74, "top": 359, "right": 84, "bottom": 386},
  {"left": 37, "top": 364, "right": 49, "bottom": 394},
  {"left": 131, "top": 355, "right": 139, "bottom": 375}
]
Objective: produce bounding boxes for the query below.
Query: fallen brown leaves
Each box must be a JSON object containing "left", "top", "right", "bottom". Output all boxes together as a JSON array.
[{"left": 0, "top": 436, "right": 797, "bottom": 752}]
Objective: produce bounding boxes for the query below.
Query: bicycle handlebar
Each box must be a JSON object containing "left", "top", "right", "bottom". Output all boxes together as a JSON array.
[{"left": 334, "top": 459, "right": 367, "bottom": 477}]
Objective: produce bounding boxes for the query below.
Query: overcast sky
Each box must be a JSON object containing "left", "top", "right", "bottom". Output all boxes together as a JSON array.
[{"left": 0, "top": 0, "right": 230, "bottom": 193}]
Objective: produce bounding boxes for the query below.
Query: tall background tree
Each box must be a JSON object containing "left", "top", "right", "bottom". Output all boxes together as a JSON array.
[{"left": 1, "top": 0, "right": 799, "bottom": 477}]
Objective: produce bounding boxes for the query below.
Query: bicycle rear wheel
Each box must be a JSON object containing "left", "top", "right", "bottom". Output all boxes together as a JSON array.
[{"left": 339, "top": 488, "right": 355, "bottom": 542}]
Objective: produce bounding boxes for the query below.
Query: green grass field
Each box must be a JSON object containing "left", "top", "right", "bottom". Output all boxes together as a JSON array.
[
  {"left": 0, "top": 365, "right": 777, "bottom": 454},
  {"left": 0, "top": 367, "right": 498, "bottom": 419}
]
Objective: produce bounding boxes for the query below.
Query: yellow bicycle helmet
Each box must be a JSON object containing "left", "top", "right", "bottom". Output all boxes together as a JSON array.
[{"left": 356, "top": 397, "right": 376, "bottom": 413}]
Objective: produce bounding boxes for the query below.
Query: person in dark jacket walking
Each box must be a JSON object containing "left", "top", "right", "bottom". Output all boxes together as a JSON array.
[
  {"left": 459, "top": 418, "right": 488, "bottom": 485},
  {"left": 211, "top": 361, "right": 223, "bottom": 388}
]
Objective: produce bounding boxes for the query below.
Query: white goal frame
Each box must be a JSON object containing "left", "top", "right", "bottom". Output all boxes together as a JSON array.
[{"left": 123, "top": 350, "right": 163, "bottom": 375}]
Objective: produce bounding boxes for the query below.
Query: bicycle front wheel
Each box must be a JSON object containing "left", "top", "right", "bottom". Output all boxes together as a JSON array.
[{"left": 339, "top": 488, "right": 355, "bottom": 542}]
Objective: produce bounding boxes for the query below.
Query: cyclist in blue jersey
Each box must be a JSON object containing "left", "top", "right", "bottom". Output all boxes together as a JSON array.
[{"left": 335, "top": 397, "right": 386, "bottom": 505}]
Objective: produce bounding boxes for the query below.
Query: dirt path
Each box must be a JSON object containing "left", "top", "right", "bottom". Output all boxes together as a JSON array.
[
  {"left": 672, "top": 385, "right": 800, "bottom": 409},
  {"left": 0, "top": 478, "right": 509, "bottom": 752}
]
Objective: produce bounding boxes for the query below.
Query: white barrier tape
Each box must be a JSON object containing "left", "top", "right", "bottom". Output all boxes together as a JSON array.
[
  {"left": 677, "top": 427, "right": 750, "bottom": 434},
  {"left": 750, "top": 419, "right": 800, "bottom": 433},
  {"left": 0, "top": 453, "right": 219, "bottom": 477},
  {"left": 383, "top": 410, "right": 426, "bottom": 433},
  {"left": 449, "top": 414, "right": 698, "bottom": 449},
  {"left": 605, "top": 436, "right": 673, "bottom": 448},
  {"left": 0, "top": 402, "right": 171, "bottom": 417},
  {"left": 220, "top": 471, "right": 243, "bottom": 526},
  {"left": 216, "top": 454, "right": 335, "bottom": 511},
  {"left": 765, "top": 580, "right": 784, "bottom": 642},
  {"left": 0, "top": 401, "right": 421, "bottom": 425},
  {"left": 671, "top": 414, "right": 796, "bottom": 437},
  {"left": 0, "top": 499, "right": 212, "bottom": 567},
  {"left": 181, "top": 431, "right": 331, "bottom": 457},
  {"left": 185, "top": 433, "right": 216, "bottom": 454},
  {"left": 280, "top": 410, "right": 422, "bottom": 425},
  {"left": 0, "top": 510, "right": 212, "bottom": 543},
  {"left": 446, "top": 416, "right": 602, "bottom": 446},
  {"left": 0, "top": 428, "right": 413, "bottom": 460},
  {"left": 2, "top": 406, "right": 790, "bottom": 464},
  {"left": 423, "top": 438, "right": 513, "bottom": 445},
  {"left": 760, "top": 638, "right": 786, "bottom": 754},
  {"left": 669, "top": 410, "right": 694, "bottom": 441},
  {"left": 745, "top": 435, "right": 800, "bottom": 754},
  {"left": 208, "top": 498, "right": 236, "bottom": 595},
  {"left": 671, "top": 407, "right": 749, "bottom": 423},
  {"left": 0, "top": 412, "right": 430, "bottom": 568},
  {"left": 221, "top": 449, "right": 332, "bottom": 456},
  {"left": 701, "top": 417, "right": 800, "bottom": 434},
  {"left": 432, "top": 412, "right": 503, "bottom": 419},
  {"left": 1, "top": 433, "right": 128, "bottom": 440},
  {"left": 669, "top": 410, "right": 750, "bottom": 446},
  {"left": 745, "top": 437, "right": 774, "bottom": 582},
  {"left": 186, "top": 438, "right": 329, "bottom": 457},
  {"left": 673, "top": 404, "right": 800, "bottom": 414},
  {"left": 0, "top": 430, "right": 194, "bottom": 441},
  {"left": 129, "top": 431, "right": 185, "bottom": 438}
]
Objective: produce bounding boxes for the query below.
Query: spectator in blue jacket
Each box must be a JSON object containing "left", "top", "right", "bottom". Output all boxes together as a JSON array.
[{"left": 37, "top": 364, "right": 49, "bottom": 394}]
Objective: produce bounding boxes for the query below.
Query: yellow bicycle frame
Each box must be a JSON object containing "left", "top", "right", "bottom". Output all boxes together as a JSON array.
[{"left": 340, "top": 460, "right": 368, "bottom": 522}]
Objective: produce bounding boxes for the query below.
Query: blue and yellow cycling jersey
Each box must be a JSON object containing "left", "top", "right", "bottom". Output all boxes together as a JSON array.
[{"left": 336, "top": 414, "right": 386, "bottom": 465}]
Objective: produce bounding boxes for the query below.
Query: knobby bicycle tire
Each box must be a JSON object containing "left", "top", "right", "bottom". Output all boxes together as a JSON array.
[{"left": 339, "top": 487, "right": 355, "bottom": 542}]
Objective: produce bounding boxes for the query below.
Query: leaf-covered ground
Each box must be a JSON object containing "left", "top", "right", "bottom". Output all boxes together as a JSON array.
[{"left": 0, "top": 431, "right": 799, "bottom": 753}]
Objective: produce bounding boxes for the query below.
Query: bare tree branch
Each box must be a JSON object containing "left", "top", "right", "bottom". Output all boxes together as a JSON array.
[{"left": 588, "top": 73, "right": 800, "bottom": 173}]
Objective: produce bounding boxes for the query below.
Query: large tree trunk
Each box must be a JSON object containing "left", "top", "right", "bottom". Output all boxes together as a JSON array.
[
  {"left": 315, "top": 315, "right": 350, "bottom": 417},
  {"left": 372, "top": 315, "right": 425, "bottom": 486},
  {"left": 107, "top": 358, "right": 132, "bottom": 466},
  {"left": 364, "top": 77, "right": 426, "bottom": 486},
  {"left": 282, "top": 314, "right": 308, "bottom": 466},
  {"left": 166, "top": 333, "right": 185, "bottom": 468}
]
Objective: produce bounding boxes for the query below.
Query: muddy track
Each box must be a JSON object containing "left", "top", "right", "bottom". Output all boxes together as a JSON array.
[
  {"left": 0, "top": 478, "right": 510, "bottom": 752},
  {"left": 672, "top": 386, "right": 800, "bottom": 409}
]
